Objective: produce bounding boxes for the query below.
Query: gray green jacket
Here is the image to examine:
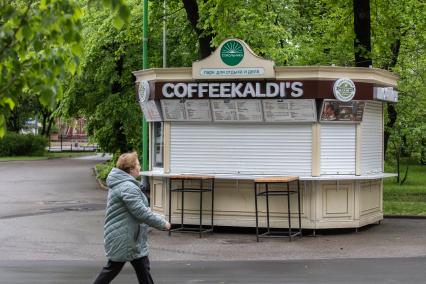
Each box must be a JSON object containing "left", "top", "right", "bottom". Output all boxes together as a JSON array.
[{"left": 104, "top": 168, "right": 166, "bottom": 262}]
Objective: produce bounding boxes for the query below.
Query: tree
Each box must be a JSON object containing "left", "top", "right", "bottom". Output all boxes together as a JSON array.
[
  {"left": 5, "top": 92, "right": 39, "bottom": 133},
  {"left": 0, "top": 0, "right": 131, "bottom": 137},
  {"left": 61, "top": 0, "right": 144, "bottom": 154},
  {"left": 181, "top": 0, "right": 214, "bottom": 59},
  {"left": 353, "top": 0, "right": 372, "bottom": 67},
  {"left": 0, "top": 0, "right": 83, "bottom": 137}
]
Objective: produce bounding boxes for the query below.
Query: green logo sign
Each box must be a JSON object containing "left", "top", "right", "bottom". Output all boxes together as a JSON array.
[
  {"left": 333, "top": 78, "right": 356, "bottom": 102},
  {"left": 220, "top": 40, "right": 244, "bottom": 66}
]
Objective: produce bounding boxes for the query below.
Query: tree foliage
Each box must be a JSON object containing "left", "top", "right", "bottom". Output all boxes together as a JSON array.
[
  {"left": 61, "top": 0, "right": 144, "bottom": 154},
  {"left": 0, "top": 0, "right": 131, "bottom": 137},
  {"left": 4, "top": 0, "right": 426, "bottom": 166},
  {"left": 0, "top": 0, "right": 83, "bottom": 137}
]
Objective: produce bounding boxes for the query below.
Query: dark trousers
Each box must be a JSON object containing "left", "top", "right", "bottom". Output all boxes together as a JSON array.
[{"left": 93, "top": 256, "right": 154, "bottom": 284}]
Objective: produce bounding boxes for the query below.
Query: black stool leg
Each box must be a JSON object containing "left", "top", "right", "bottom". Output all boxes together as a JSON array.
[
  {"left": 181, "top": 180, "right": 184, "bottom": 229},
  {"left": 254, "top": 182, "right": 259, "bottom": 242},
  {"left": 287, "top": 182, "right": 292, "bottom": 241},
  {"left": 168, "top": 179, "right": 172, "bottom": 236},
  {"left": 266, "top": 183, "right": 270, "bottom": 234},
  {"left": 297, "top": 180, "right": 302, "bottom": 236},
  {"left": 199, "top": 179, "right": 203, "bottom": 238},
  {"left": 211, "top": 179, "right": 214, "bottom": 232}
]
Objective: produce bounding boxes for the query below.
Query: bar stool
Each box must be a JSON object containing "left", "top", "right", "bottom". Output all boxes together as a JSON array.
[
  {"left": 168, "top": 175, "right": 215, "bottom": 238},
  {"left": 254, "top": 176, "right": 302, "bottom": 242}
]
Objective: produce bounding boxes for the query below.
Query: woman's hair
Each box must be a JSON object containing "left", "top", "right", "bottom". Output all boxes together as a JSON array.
[{"left": 116, "top": 152, "right": 139, "bottom": 173}]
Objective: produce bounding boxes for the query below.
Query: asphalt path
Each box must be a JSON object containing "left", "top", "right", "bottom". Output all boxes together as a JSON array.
[
  {"left": 1, "top": 156, "right": 426, "bottom": 283},
  {"left": 1, "top": 258, "right": 426, "bottom": 284}
]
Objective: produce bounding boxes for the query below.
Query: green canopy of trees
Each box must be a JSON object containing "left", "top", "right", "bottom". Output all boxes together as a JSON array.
[
  {"left": 0, "top": 0, "right": 130, "bottom": 137},
  {"left": 2, "top": 0, "right": 425, "bottom": 171}
]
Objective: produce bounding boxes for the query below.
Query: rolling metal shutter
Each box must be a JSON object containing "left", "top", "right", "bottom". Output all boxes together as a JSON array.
[
  {"left": 170, "top": 123, "right": 312, "bottom": 175},
  {"left": 321, "top": 124, "right": 356, "bottom": 175},
  {"left": 361, "top": 101, "right": 383, "bottom": 174}
]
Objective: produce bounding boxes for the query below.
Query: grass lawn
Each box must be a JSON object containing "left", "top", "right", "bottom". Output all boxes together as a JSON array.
[
  {"left": 384, "top": 162, "right": 426, "bottom": 216},
  {"left": 0, "top": 151, "right": 96, "bottom": 162}
]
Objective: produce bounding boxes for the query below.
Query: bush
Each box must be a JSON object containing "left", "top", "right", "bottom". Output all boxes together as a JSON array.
[
  {"left": 95, "top": 161, "right": 114, "bottom": 181},
  {"left": 0, "top": 133, "right": 48, "bottom": 156}
]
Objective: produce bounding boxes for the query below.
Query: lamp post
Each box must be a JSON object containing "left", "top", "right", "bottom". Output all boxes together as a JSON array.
[{"left": 141, "top": 0, "right": 149, "bottom": 171}]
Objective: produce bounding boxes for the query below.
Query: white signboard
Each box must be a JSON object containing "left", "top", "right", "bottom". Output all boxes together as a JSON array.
[
  {"left": 185, "top": 100, "right": 212, "bottom": 121},
  {"left": 161, "top": 100, "right": 187, "bottom": 121},
  {"left": 211, "top": 100, "right": 237, "bottom": 121},
  {"left": 211, "top": 100, "right": 263, "bottom": 122},
  {"left": 200, "top": 68, "right": 265, "bottom": 77},
  {"left": 141, "top": 100, "right": 162, "bottom": 122},
  {"left": 235, "top": 100, "right": 263, "bottom": 121},
  {"left": 263, "top": 99, "right": 317, "bottom": 122},
  {"left": 161, "top": 100, "right": 212, "bottom": 121},
  {"left": 373, "top": 87, "right": 398, "bottom": 102}
]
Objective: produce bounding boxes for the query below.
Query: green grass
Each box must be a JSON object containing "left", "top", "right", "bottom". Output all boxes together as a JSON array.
[
  {"left": 384, "top": 162, "right": 426, "bottom": 216},
  {"left": 46, "top": 151, "right": 95, "bottom": 158},
  {"left": 0, "top": 156, "right": 48, "bottom": 161},
  {"left": 0, "top": 151, "right": 96, "bottom": 161}
]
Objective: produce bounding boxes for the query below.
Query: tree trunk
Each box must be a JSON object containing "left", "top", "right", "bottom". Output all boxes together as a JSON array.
[
  {"left": 45, "top": 116, "right": 54, "bottom": 138},
  {"left": 182, "top": 0, "right": 214, "bottom": 59},
  {"left": 383, "top": 37, "right": 402, "bottom": 158},
  {"left": 353, "top": 0, "right": 372, "bottom": 67},
  {"left": 384, "top": 104, "right": 397, "bottom": 159},
  {"left": 6, "top": 108, "right": 21, "bottom": 132},
  {"left": 40, "top": 115, "right": 46, "bottom": 135}
]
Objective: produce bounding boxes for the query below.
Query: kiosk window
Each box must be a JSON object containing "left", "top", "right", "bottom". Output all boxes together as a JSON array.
[{"left": 152, "top": 122, "right": 163, "bottom": 168}]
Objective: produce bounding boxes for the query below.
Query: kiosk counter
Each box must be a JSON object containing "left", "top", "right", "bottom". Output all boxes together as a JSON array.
[{"left": 134, "top": 38, "right": 398, "bottom": 231}]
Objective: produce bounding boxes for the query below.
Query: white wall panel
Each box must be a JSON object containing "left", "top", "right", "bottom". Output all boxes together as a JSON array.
[
  {"left": 361, "top": 101, "right": 383, "bottom": 174},
  {"left": 321, "top": 124, "right": 356, "bottom": 175},
  {"left": 170, "top": 123, "right": 312, "bottom": 175}
]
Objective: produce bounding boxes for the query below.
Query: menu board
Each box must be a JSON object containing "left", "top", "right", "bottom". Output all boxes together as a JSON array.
[
  {"left": 161, "top": 100, "right": 212, "bottom": 121},
  {"left": 141, "top": 100, "right": 162, "bottom": 122},
  {"left": 161, "top": 100, "right": 187, "bottom": 121},
  {"left": 262, "top": 99, "right": 317, "bottom": 122},
  {"left": 320, "top": 100, "right": 365, "bottom": 123},
  {"left": 211, "top": 100, "right": 262, "bottom": 122},
  {"left": 211, "top": 100, "right": 237, "bottom": 121},
  {"left": 235, "top": 100, "right": 263, "bottom": 121},
  {"left": 185, "top": 100, "right": 212, "bottom": 121}
]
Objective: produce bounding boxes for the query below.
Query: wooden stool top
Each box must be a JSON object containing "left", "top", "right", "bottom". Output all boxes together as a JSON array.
[
  {"left": 254, "top": 176, "right": 299, "bottom": 183},
  {"left": 169, "top": 174, "right": 214, "bottom": 180}
]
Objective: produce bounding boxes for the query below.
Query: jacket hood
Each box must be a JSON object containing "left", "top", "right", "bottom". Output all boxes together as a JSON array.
[{"left": 106, "top": 167, "right": 140, "bottom": 188}]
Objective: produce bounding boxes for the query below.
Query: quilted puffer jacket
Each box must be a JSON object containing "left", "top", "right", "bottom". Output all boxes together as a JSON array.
[{"left": 104, "top": 168, "right": 166, "bottom": 262}]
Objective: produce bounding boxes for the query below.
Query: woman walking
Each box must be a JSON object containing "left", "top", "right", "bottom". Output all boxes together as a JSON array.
[{"left": 93, "top": 152, "right": 171, "bottom": 284}]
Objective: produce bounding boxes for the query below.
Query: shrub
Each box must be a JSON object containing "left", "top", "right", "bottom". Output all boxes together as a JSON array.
[
  {"left": 0, "top": 133, "right": 48, "bottom": 156},
  {"left": 95, "top": 161, "right": 114, "bottom": 181}
]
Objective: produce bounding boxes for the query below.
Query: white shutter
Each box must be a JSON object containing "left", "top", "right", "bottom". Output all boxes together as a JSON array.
[
  {"left": 170, "top": 123, "right": 312, "bottom": 175},
  {"left": 361, "top": 101, "right": 383, "bottom": 174},
  {"left": 321, "top": 124, "right": 356, "bottom": 175}
]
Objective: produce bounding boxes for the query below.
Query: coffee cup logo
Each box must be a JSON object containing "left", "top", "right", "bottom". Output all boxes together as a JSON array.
[{"left": 220, "top": 40, "right": 244, "bottom": 66}]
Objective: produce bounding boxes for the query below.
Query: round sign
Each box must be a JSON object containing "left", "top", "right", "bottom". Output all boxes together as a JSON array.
[
  {"left": 220, "top": 40, "right": 244, "bottom": 66},
  {"left": 333, "top": 78, "right": 356, "bottom": 102},
  {"left": 138, "top": 80, "right": 150, "bottom": 106}
]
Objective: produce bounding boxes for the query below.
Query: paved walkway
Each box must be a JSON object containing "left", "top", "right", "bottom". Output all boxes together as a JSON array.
[
  {"left": 1, "top": 156, "right": 425, "bottom": 283},
  {"left": 1, "top": 257, "right": 426, "bottom": 284}
]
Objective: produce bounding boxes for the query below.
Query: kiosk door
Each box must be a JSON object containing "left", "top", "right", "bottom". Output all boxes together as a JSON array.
[
  {"left": 170, "top": 123, "right": 312, "bottom": 175},
  {"left": 361, "top": 101, "right": 383, "bottom": 174},
  {"left": 321, "top": 124, "right": 356, "bottom": 175}
]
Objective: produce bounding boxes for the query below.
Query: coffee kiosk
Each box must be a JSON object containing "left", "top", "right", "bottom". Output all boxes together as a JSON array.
[{"left": 134, "top": 38, "right": 398, "bottom": 232}]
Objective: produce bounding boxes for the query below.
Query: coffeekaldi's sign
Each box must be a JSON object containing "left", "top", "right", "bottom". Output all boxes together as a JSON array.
[{"left": 152, "top": 80, "right": 373, "bottom": 100}]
